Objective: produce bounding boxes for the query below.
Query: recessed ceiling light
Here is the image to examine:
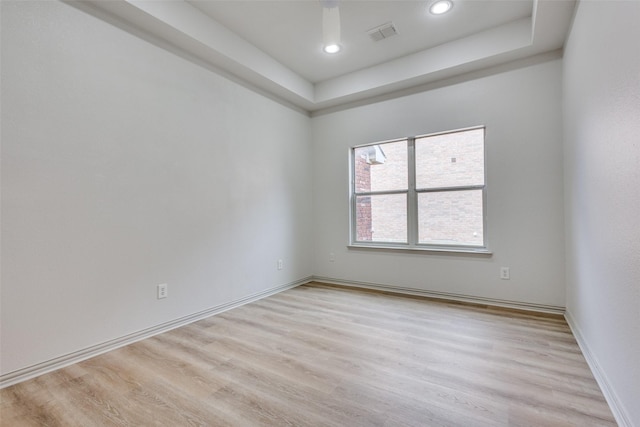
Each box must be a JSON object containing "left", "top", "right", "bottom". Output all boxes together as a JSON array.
[
  {"left": 323, "top": 44, "right": 341, "bottom": 54},
  {"left": 429, "top": 0, "right": 453, "bottom": 15}
]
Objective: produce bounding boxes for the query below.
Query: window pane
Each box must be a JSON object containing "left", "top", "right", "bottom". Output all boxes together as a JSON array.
[
  {"left": 418, "top": 190, "right": 483, "bottom": 246},
  {"left": 355, "top": 194, "right": 407, "bottom": 243},
  {"left": 354, "top": 140, "right": 407, "bottom": 193},
  {"left": 415, "top": 128, "right": 484, "bottom": 189}
]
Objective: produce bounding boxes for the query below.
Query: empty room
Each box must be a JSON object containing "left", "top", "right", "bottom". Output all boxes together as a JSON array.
[{"left": 1, "top": 0, "right": 638, "bottom": 426}]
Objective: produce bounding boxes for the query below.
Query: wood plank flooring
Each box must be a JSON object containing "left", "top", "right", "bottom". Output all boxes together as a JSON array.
[{"left": 0, "top": 282, "right": 617, "bottom": 426}]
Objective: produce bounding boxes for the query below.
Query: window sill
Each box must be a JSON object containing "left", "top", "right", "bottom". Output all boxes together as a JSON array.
[{"left": 347, "top": 244, "right": 492, "bottom": 255}]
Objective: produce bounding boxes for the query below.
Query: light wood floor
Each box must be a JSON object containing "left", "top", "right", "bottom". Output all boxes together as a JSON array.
[{"left": 1, "top": 282, "right": 616, "bottom": 426}]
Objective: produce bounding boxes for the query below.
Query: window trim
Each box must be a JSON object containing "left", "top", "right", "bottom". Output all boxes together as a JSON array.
[{"left": 349, "top": 126, "right": 489, "bottom": 253}]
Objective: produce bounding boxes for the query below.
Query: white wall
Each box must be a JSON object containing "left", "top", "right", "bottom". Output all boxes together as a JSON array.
[
  {"left": 6, "top": 8, "right": 637, "bottom": 426},
  {"left": 563, "top": 1, "right": 640, "bottom": 425},
  {"left": 311, "top": 59, "right": 565, "bottom": 308},
  {"left": 1, "top": 1, "right": 312, "bottom": 375}
]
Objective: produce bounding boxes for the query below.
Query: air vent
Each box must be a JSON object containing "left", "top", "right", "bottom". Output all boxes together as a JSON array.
[{"left": 367, "top": 22, "right": 398, "bottom": 42}]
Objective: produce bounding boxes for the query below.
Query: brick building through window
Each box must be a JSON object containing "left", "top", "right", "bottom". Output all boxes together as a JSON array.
[{"left": 352, "top": 127, "right": 485, "bottom": 248}]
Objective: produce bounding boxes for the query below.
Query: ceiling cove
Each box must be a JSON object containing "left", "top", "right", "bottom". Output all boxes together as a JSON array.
[{"left": 68, "top": 0, "right": 576, "bottom": 113}]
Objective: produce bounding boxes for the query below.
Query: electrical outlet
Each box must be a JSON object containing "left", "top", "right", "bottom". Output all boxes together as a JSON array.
[
  {"left": 157, "top": 283, "right": 168, "bottom": 299},
  {"left": 277, "top": 259, "right": 283, "bottom": 270},
  {"left": 329, "top": 252, "right": 335, "bottom": 262},
  {"left": 500, "top": 267, "right": 510, "bottom": 280}
]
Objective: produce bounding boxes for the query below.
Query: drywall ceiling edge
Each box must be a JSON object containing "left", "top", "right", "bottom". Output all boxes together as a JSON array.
[{"left": 69, "top": 0, "right": 571, "bottom": 112}]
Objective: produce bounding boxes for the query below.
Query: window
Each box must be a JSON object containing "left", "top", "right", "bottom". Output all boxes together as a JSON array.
[{"left": 351, "top": 126, "right": 487, "bottom": 252}]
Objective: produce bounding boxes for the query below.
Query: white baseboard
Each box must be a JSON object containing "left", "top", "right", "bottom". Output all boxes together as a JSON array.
[
  {"left": 565, "top": 310, "right": 633, "bottom": 427},
  {"left": 0, "top": 276, "right": 568, "bottom": 389},
  {"left": 0, "top": 276, "right": 313, "bottom": 389},
  {"left": 311, "top": 276, "right": 565, "bottom": 315},
  {"left": 5, "top": 276, "right": 628, "bottom": 426}
]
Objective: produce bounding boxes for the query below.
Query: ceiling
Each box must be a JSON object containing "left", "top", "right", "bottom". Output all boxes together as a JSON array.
[{"left": 79, "top": 0, "right": 576, "bottom": 113}]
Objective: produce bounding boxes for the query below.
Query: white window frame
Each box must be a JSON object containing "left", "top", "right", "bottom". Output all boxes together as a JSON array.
[{"left": 349, "top": 126, "right": 490, "bottom": 254}]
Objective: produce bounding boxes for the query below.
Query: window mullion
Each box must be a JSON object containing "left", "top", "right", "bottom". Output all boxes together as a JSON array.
[
  {"left": 354, "top": 189, "right": 408, "bottom": 197},
  {"left": 407, "top": 137, "right": 417, "bottom": 246},
  {"left": 416, "top": 184, "right": 485, "bottom": 193}
]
